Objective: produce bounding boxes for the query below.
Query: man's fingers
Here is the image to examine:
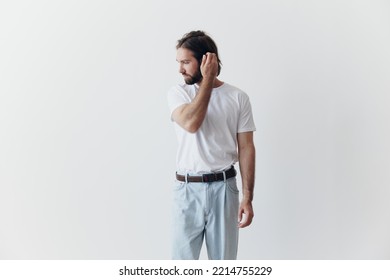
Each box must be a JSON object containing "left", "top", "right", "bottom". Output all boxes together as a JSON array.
[
  {"left": 238, "top": 213, "right": 253, "bottom": 228},
  {"left": 201, "top": 52, "right": 218, "bottom": 79},
  {"left": 203, "top": 52, "right": 216, "bottom": 64},
  {"left": 238, "top": 208, "right": 248, "bottom": 227},
  {"left": 201, "top": 54, "right": 206, "bottom": 67},
  {"left": 238, "top": 208, "right": 243, "bottom": 223},
  {"left": 237, "top": 204, "right": 254, "bottom": 228}
]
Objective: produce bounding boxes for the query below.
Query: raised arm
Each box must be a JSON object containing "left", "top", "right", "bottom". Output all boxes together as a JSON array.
[{"left": 171, "top": 53, "right": 218, "bottom": 133}]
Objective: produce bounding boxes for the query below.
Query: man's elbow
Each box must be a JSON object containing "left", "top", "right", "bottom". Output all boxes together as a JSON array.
[
  {"left": 183, "top": 121, "right": 201, "bottom": 133},
  {"left": 173, "top": 115, "right": 201, "bottom": 133}
]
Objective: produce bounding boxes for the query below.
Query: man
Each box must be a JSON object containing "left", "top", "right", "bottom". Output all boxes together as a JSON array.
[{"left": 167, "top": 30, "right": 256, "bottom": 260}]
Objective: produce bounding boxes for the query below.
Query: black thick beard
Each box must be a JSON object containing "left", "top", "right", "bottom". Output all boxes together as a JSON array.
[{"left": 184, "top": 68, "right": 203, "bottom": 85}]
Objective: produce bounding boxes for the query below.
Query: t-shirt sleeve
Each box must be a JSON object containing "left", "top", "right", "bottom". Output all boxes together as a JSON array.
[
  {"left": 238, "top": 93, "right": 256, "bottom": 133},
  {"left": 167, "top": 85, "right": 191, "bottom": 120}
]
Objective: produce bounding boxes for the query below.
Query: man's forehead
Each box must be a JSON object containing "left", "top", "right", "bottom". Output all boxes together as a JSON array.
[{"left": 176, "top": 48, "right": 195, "bottom": 61}]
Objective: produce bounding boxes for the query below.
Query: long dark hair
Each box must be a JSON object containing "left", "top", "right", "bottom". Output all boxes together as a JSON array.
[{"left": 176, "top": 30, "right": 222, "bottom": 76}]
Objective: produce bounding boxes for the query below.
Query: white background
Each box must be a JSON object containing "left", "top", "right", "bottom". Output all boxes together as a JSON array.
[{"left": 1, "top": 0, "right": 389, "bottom": 259}]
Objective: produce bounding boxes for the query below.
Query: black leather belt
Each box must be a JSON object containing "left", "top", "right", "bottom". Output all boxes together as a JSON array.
[{"left": 176, "top": 166, "right": 236, "bottom": 183}]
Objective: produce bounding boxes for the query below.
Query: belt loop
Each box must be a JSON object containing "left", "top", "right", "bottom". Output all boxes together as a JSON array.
[
  {"left": 223, "top": 170, "right": 227, "bottom": 182},
  {"left": 185, "top": 173, "right": 188, "bottom": 184}
]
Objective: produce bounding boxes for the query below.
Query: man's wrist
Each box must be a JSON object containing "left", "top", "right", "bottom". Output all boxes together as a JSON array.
[
  {"left": 202, "top": 74, "right": 216, "bottom": 84},
  {"left": 241, "top": 195, "right": 253, "bottom": 203}
]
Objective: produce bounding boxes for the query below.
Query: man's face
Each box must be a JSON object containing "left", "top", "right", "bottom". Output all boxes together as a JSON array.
[{"left": 176, "top": 47, "right": 202, "bottom": 85}]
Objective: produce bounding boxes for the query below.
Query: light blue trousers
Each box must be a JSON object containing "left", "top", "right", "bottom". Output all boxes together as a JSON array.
[{"left": 172, "top": 177, "right": 239, "bottom": 260}]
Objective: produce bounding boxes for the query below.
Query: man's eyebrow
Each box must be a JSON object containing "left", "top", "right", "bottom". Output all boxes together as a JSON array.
[{"left": 176, "top": 59, "right": 190, "bottom": 62}]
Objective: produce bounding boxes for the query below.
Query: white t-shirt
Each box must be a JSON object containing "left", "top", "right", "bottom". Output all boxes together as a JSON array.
[{"left": 167, "top": 82, "right": 256, "bottom": 174}]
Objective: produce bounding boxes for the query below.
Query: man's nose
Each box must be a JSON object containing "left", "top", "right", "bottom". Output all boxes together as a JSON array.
[{"left": 178, "top": 65, "right": 185, "bottom": 74}]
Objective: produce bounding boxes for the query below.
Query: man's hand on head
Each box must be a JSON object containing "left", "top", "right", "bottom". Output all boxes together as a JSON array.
[{"left": 200, "top": 52, "right": 218, "bottom": 81}]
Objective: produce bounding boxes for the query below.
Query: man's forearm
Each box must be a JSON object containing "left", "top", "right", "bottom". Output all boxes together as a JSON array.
[
  {"left": 239, "top": 144, "right": 255, "bottom": 202},
  {"left": 177, "top": 77, "right": 214, "bottom": 132}
]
